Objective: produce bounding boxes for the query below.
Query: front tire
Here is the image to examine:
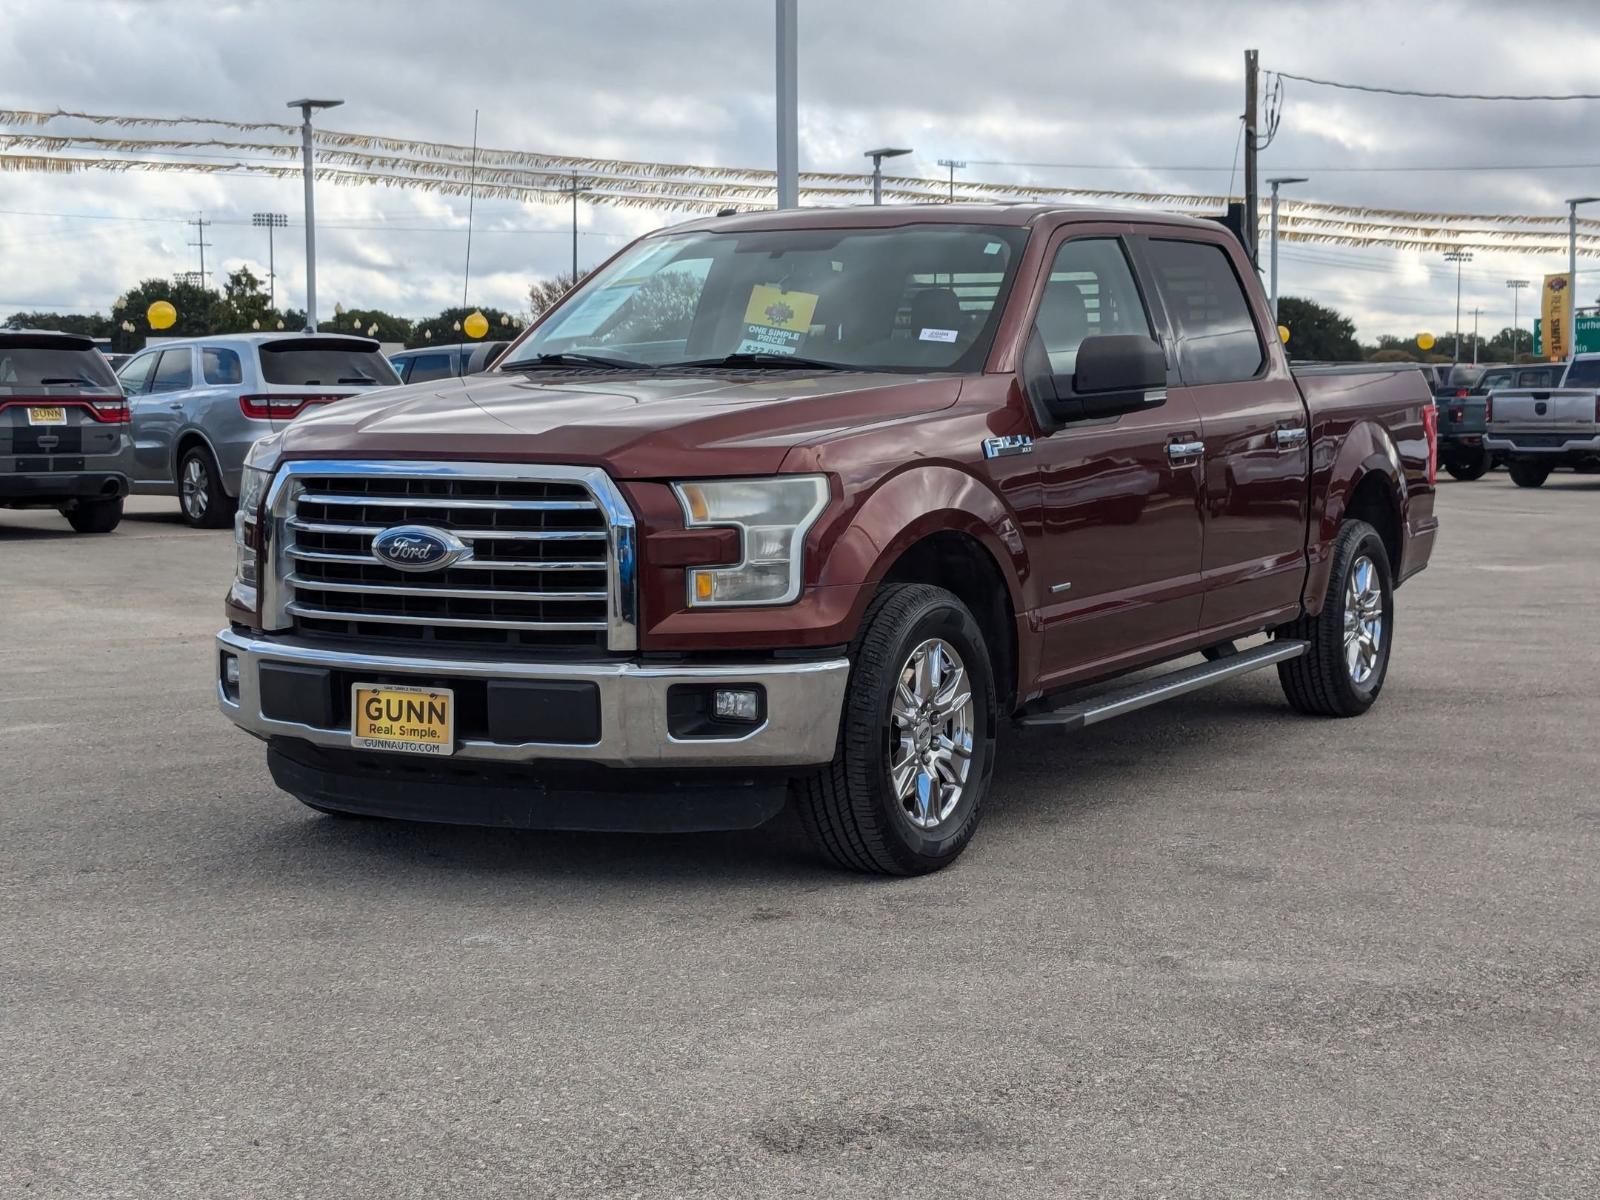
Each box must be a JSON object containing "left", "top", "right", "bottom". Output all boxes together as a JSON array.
[
  {"left": 178, "top": 446, "right": 235, "bottom": 528},
  {"left": 1276, "top": 520, "right": 1394, "bottom": 718},
  {"left": 793, "top": 583, "right": 997, "bottom": 875},
  {"left": 63, "top": 497, "right": 123, "bottom": 533},
  {"left": 1443, "top": 451, "right": 1491, "bottom": 482},
  {"left": 1508, "top": 460, "right": 1552, "bottom": 489}
]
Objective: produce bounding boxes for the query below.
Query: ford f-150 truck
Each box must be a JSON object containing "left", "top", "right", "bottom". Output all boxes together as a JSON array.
[
  {"left": 1484, "top": 352, "right": 1600, "bottom": 487},
  {"left": 216, "top": 205, "right": 1438, "bottom": 874}
]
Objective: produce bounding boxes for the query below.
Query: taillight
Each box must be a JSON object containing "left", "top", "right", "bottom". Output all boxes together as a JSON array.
[
  {"left": 1423, "top": 403, "right": 1439, "bottom": 486},
  {"left": 0, "top": 397, "right": 129, "bottom": 423},
  {"left": 1485, "top": 394, "right": 1492, "bottom": 423},
  {"left": 239, "top": 393, "right": 349, "bottom": 420},
  {"left": 87, "top": 399, "right": 130, "bottom": 424},
  {"left": 1455, "top": 388, "right": 1470, "bottom": 397}
]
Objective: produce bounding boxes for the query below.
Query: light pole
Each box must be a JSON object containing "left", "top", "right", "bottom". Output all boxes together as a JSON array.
[
  {"left": 1506, "top": 279, "right": 1530, "bottom": 360},
  {"left": 1444, "top": 249, "right": 1472, "bottom": 363},
  {"left": 1564, "top": 196, "right": 1598, "bottom": 361},
  {"left": 1267, "top": 176, "right": 1308, "bottom": 321},
  {"left": 937, "top": 158, "right": 966, "bottom": 202},
  {"left": 252, "top": 212, "right": 287, "bottom": 310},
  {"left": 1471, "top": 306, "right": 1482, "bottom": 364},
  {"left": 287, "top": 98, "right": 343, "bottom": 332},
  {"left": 775, "top": 0, "right": 798, "bottom": 209},
  {"left": 864, "top": 147, "right": 912, "bottom": 205}
]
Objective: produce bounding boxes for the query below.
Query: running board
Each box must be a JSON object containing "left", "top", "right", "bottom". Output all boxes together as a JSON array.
[{"left": 1015, "top": 640, "right": 1309, "bottom": 731}]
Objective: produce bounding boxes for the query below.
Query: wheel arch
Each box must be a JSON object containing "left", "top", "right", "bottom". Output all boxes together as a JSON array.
[
  {"left": 172, "top": 428, "right": 233, "bottom": 497},
  {"left": 1304, "top": 420, "right": 1405, "bottom": 615}
]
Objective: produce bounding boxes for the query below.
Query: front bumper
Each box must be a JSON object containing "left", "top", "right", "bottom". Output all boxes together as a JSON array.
[
  {"left": 215, "top": 628, "right": 849, "bottom": 769},
  {"left": 1485, "top": 433, "right": 1600, "bottom": 455}
]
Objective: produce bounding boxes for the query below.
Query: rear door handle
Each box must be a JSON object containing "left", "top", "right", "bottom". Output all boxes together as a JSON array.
[
  {"left": 1166, "top": 440, "right": 1205, "bottom": 461},
  {"left": 1275, "top": 427, "right": 1308, "bottom": 448}
]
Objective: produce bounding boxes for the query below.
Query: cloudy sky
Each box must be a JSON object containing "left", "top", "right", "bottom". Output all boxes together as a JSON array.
[{"left": 3, "top": 0, "right": 1598, "bottom": 340}]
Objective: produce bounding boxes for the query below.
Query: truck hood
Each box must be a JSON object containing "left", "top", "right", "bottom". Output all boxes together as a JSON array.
[{"left": 276, "top": 369, "right": 963, "bottom": 478}]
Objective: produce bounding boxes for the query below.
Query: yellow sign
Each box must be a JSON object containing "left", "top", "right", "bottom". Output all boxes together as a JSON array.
[
  {"left": 463, "top": 310, "right": 490, "bottom": 339},
  {"left": 1542, "top": 273, "right": 1571, "bottom": 362},
  {"left": 351, "top": 683, "right": 454, "bottom": 755},
  {"left": 736, "top": 285, "right": 819, "bottom": 355},
  {"left": 1416, "top": 332, "right": 1435, "bottom": 351},
  {"left": 147, "top": 300, "right": 176, "bottom": 330}
]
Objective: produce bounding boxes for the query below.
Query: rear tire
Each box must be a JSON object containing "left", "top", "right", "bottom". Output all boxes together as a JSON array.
[
  {"left": 1444, "top": 452, "right": 1491, "bottom": 482},
  {"left": 63, "top": 497, "right": 123, "bottom": 534},
  {"left": 1508, "top": 461, "right": 1552, "bottom": 489},
  {"left": 178, "top": 446, "right": 235, "bottom": 528},
  {"left": 1276, "top": 520, "right": 1394, "bottom": 718},
  {"left": 792, "top": 583, "right": 997, "bottom": 875}
]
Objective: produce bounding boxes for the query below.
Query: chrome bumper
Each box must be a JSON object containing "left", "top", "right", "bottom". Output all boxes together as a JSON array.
[
  {"left": 215, "top": 628, "right": 849, "bottom": 769},
  {"left": 1484, "top": 433, "right": 1600, "bottom": 454}
]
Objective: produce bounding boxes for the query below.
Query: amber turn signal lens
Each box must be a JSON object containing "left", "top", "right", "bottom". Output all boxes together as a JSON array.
[{"left": 693, "top": 571, "right": 715, "bottom": 602}]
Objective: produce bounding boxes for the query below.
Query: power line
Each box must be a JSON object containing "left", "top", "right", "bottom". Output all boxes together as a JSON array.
[
  {"left": 1272, "top": 70, "right": 1600, "bottom": 102},
  {"left": 965, "top": 157, "right": 1600, "bottom": 174}
]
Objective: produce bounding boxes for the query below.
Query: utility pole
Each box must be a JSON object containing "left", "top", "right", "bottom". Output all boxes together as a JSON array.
[
  {"left": 1506, "top": 279, "right": 1530, "bottom": 360},
  {"left": 1244, "top": 49, "right": 1259, "bottom": 266},
  {"left": 775, "top": 0, "right": 798, "bottom": 209},
  {"left": 938, "top": 159, "right": 966, "bottom": 202},
  {"left": 252, "top": 213, "right": 287, "bottom": 309},
  {"left": 1471, "top": 306, "right": 1481, "bottom": 364},
  {"left": 1444, "top": 249, "right": 1472, "bottom": 362},
  {"left": 288, "top": 97, "right": 344, "bottom": 332},
  {"left": 188, "top": 215, "right": 212, "bottom": 285}
]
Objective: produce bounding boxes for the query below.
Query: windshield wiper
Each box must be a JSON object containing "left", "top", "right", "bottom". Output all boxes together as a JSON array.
[
  {"left": 337, "top": 376, "right": 378, "bottom": 384},
  {"left": 502, "top": 351, "right": 650, "bottom": 371},
  {"left": 667, "top": 352, "right": 852, "bottom": 371}
]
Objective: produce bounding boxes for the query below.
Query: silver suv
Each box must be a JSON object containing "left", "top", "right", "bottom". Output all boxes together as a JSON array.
[
  {"left": 1, "top": 330, "right": 133, "bottom": 533},
  {"left": 117, "top": 332, "right": 400, "bottom": 527}
]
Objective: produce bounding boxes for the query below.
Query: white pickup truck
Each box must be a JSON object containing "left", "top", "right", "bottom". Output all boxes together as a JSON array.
[{"left": 1485, "top": 353, "right": 1600, "bottom": 487}]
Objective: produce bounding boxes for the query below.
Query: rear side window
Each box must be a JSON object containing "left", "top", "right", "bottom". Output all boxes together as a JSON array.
[
  {"left": 1035, "top": 238, "right": 1152, "bottom": 375},
  {"left": 150, "top": 348, "right": 194, "bottom": 393},
  {"left": 1144, "top": 239, "right": 1265, "bottom": 386},
  {"left": 0, "top": 343, "right": 119, "bottom": 390},
  {"left": 1519, "top": 368, "right": 1555, "bottom": 387},
  {"left": 1475, "top": 369, "right": 1512, "bottom": 392},
  {"left": 203, "top": 347, "right": 243, "bottom": 385},
  {"left": 402, "top": 352, "right": 455, "bottom": 383},
  {"left": 1564, "top": 359, "right": 1600, "bottom": 386},
  {"left": 258, "top": 340, "right": 400, "bottom": 387}
]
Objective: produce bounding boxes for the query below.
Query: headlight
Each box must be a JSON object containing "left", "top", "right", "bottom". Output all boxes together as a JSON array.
[
  {"left": 673, "top": 475, "right": 829, "bottom": 606},
  {"left": 232, "top": 453, "right": 275, "bottom": 597}
]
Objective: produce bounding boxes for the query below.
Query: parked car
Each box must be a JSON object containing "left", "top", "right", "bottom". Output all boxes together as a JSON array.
[
  {"left": 389, "top": 340, "right": 509, "bottom": 384},
  {"left": 216, "top": 204, "right": 1438, "bottom": 874},
  {"left": 1437, "top": 362, "right": 1559, "bottom": 480},
  {"left": 117, "top": 332, "right": 400, "bottom": 527},
  {"left": 1, "top": 329, "right": 132, "bottom": 532},
  {"left": 1414, "top": 364, "right": 1454, "bottom": 392},
  {"left": 1485, "top": 352, "right": 1600, "bottom": 487}
]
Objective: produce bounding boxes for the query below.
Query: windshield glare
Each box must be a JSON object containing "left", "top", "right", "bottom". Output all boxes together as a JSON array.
[{"left": 506, "top": 224, "right": 1030, "bottom": 373}]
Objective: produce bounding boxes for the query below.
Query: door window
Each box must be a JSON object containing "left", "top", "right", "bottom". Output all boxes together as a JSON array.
[
  {"left": 1035, "top": 238, "right": 1152, "bottom": 375},
  {"left": 1144, "top": 239, "right": 1265, "bottom": 385},
  {"left": 403, "top": 353, "right": 455, "bottom": 383},
  {"left": 117, "top": 353, "right": 157, "bottom": 395},
  {"left": 202, "top": 347, "right": 243, "bottom": 385},
  {"left": 150, "top": 348, "right": 194, "bottom": 393}
]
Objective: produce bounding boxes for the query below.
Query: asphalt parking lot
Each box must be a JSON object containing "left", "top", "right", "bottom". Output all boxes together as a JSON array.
[{"left": 3, "top": 478, "right": 1597, "bottom": 1199}]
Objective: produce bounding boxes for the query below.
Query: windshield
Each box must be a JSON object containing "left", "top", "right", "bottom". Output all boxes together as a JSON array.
[{"left": 504, "top": 223, "right": 1031, "bottom": 373}]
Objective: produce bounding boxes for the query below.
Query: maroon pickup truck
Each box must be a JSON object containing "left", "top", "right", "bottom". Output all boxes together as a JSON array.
[{"left": 217, "top": 204, "right": 1438, "bottom": 874}]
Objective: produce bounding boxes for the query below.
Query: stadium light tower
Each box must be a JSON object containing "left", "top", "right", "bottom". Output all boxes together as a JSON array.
[
  {"left": 287, "top": 98, "right": 344, "bottom": 331},
  {"left": 252, "top": 212, "right": 288, "bottom": 310},
  {"left": 1506, "top": 278, "right": 1530, "bottom": 359},
  {"left": 1444, "top": 249, "right": 1473, "bottom": 362}
]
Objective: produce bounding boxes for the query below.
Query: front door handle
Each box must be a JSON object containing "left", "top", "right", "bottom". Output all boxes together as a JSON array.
[
  {"left": 1166, "top": 440, "right": 1205, "bottom": 461},
  {"left": 167, "top": 402, "right": 184, "bottom": 411},
  {"left": 1275, "top": 427, "right": 1308, "bottom": 449}
]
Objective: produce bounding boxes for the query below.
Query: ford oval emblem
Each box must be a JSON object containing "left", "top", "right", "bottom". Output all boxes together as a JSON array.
[{"left": 371, "top": 525, "right": 469, "bottom": 573}]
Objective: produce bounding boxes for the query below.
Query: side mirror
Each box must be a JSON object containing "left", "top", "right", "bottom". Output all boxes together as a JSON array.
[{"left": 1044, "top": 334, "right": 1168, "bottom": 425}]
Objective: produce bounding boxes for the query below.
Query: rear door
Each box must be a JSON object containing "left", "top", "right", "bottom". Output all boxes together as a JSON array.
[
  {"left": 130, "top": 346, "right": 194, "bottom": 482},
  {"left": 1132, "top": 233, "right": 1311, "bottom": 635}
]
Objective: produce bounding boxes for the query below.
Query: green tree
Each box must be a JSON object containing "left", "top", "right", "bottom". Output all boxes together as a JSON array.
[
  {"left": 207, "top": 266, "right": 274, "bottom": 333},
  {"left": 1277, "top": 296, "right": 1360, "bottom": 362},
  {"left": 528, "top": 271, "right": 590, "bottom": 321},
  {"left": 3, "top": 311, "right": 112, "bottom": 337},
  {"left": 407, "top": 306, "right": 520, "bottom": 348},
  {"left": 328, "top": 307, "right": 413, "bottom": 343},
  {"left": 115, "top": 277, "right": 222, "bottom": 349}
]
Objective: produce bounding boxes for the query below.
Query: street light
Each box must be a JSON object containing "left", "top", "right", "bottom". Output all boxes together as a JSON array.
[
  {"left": 1506, "top": 279, "right": 1530, "bottom": 360},
  {"left": 1443, "top": 249, "right": 1473, "bottom": 362},
  {"left": 1565, "top": 196, "right": 1599, "bottom": 361},
  {"left": 251, "top": 212, "right": 287, "bottom": 310},
  {"left": 1267, "top": 176, "right": 1308, "bottom": 321},
  {"left": 937, "top": 158, "right": 967, "bottom": 203},
  {"left": 287, "top": 98, "right": 344, "bottom": 332},
  {"left": 864, "top": 147, "right": 912, "bottom": 205}
]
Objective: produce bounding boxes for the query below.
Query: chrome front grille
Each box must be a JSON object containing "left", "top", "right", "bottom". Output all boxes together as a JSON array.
[{"left": 261, "top": 462, "right": 636, "bottom": 652}]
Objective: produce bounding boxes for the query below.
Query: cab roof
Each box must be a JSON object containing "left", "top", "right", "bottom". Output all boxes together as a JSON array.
[{"left": 666, "top": 202, "right": 1224, "bottom": 236}]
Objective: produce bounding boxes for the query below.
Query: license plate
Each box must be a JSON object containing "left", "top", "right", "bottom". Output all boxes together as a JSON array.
[
  {"left": 26, "top": 407, "right": 67, "bottom": 425},
  {"left": 350, "top": 683, "right": 454, "bottom": 755}
]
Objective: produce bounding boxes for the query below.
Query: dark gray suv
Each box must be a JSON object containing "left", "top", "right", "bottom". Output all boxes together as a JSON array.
[{"left": 1, "top": 330, "right": 132, "bottom": 533}]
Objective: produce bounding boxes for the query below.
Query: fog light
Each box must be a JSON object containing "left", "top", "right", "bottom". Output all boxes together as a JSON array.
[
  {"left": 220, "top": 652, "right": 241, "bottom": 702},
  {"left": 713, "top": 687, "right": 761, "bottom": 722}
]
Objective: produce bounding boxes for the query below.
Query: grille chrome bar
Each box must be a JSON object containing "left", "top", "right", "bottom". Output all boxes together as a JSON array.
[
  {"left": 287, "top": 576, "right": 607, "bottom": 602},
  {"left": 286, "top": 603, "right": 608, "bottom": 632},
  {"left": 261, "top": 460, "right": 637, "bottom": 652},
  {"left": 296, "top": 492, "right": 599, "bottom": 512}
]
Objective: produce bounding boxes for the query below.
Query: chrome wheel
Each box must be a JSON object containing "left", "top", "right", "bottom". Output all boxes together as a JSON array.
[
  {"left": 181, "top": 456, "right": 209, "bottom": 521},
  {"left": 1343, "top": 554, "right": 1385, "bottom": 685},
  {"left": 888, "top": 638, "right": 975, "bottom": 830}
]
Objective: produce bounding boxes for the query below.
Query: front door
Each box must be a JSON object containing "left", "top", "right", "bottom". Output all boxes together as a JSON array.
[
  {"left": 1134, "top": 235, "right": 1311, "bottom": 634},
  {"left": 1025, "top": 232, "right": 1206, "bottom": 686},
  {"left": 131, "top": 346, "right": 194, "bottom": 483}
]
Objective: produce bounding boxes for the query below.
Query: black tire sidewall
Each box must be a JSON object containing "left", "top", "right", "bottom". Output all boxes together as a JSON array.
[
  {"left": 848, "top": 592, "right": 996, "bottom": 869},
  {"left": 64, "top": 496, "right": 123, "bottom": 533},
  {"left": 1509, "top": 461, "right": 1551, "bottom": 488},
  {"left": 180, "top": 448, "right": 230, "bottom": 528},
  {"left": 1330, "top": 524, "right": 1395, "bottom": 711}
]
